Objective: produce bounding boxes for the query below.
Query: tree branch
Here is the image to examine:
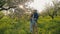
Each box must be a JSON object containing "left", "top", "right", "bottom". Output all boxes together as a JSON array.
[{"left": 0, "top": 6, "right": 16, "bottom": 11}]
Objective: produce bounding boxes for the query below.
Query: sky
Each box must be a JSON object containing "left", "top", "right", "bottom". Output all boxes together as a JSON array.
[{"left": 25, "top": 0, "right": 54, "bottom": 13}]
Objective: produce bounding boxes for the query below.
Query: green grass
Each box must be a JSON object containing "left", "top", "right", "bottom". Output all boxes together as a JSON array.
[{"left": 0, "top": 16, "right": 60, "bottom": 34}]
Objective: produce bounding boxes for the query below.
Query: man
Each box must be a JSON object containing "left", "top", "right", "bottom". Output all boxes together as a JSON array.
[{"left": 30, "top": 10, "right": 39, "bottom": 34}]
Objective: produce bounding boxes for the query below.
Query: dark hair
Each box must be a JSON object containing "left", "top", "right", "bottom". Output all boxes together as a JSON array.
[
  {"left": 34, "top": 10, "right": 37, "bottom": 12},
  {"left": 33, "top": 10, "right": 37, "bottom": 13}
]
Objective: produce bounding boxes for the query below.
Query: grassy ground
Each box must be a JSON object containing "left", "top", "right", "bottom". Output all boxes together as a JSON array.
[{"left": 0, "top": 16, "right": 60, "bottom": 34}]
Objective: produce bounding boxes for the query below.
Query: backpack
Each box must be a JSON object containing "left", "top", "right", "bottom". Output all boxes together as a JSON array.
[{"left": 33, "top": 12, "right": 39, "bottom": 19}]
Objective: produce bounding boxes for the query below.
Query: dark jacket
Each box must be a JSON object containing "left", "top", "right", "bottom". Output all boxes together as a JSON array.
[{"left": 30, "top": 12, "right": 39, "bottom": 22}]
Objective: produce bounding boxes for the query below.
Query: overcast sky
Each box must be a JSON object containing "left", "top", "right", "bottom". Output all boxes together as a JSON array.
[{"left": 25, "top": 0, "right": 59, "bottom": 13}]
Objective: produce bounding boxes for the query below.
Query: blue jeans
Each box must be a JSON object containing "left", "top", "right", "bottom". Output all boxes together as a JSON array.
[{"left": 30, "top": 18, "right": 37, "bottom": 32}]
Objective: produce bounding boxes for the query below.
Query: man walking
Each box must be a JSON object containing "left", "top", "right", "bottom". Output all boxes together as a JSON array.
[{"left": 30, "top": 10, "right": 39, "bottom": 34}]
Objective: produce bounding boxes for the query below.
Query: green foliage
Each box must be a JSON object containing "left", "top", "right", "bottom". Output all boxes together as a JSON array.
[
  {"left": 0, "top": 0, "right": 6, "bottom": 6},
  {"left": 0, "top": 11, "right": 60, "bottom": 34},
  {"left": 0, "top": 0, "right": 59, "bottom": 34},
  {"left": 0, "top": 14, "right": 30, "bottom": 34},
  {"left": 0, "top": 12, "right": 4, "bottom": 19},
  {"left": 0, "top": 0, "right": 60, "bottom": 34},
  {"left": 38, "top": 16, "right": 60, "bottom": 34}
]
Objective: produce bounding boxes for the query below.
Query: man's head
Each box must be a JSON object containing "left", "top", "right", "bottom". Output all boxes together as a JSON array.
[
  {"left": 33, "top": 10, "right": 37, "bottom": 13},
  {"left": 34, "top": 10, "right": 37, "bottom": 12}
]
